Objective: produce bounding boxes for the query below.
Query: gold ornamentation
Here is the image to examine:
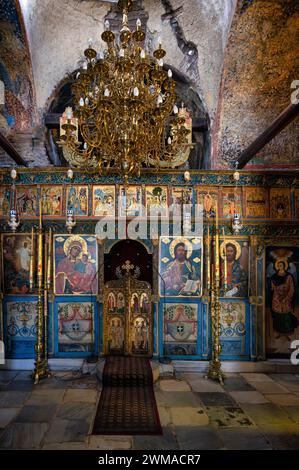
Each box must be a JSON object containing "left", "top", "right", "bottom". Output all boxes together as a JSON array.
[{"left": 58, "top": 0, "right": 191, "bottom": 182}]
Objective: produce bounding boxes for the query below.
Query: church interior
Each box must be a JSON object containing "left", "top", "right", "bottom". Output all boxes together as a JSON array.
[{"left": 0, "top": 0, "right": 299, "bottom": 452}]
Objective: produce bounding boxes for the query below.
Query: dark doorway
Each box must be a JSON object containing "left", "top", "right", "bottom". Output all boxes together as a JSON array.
[{"left": 104, "top": 240, "right": 153, "bottom": 284}]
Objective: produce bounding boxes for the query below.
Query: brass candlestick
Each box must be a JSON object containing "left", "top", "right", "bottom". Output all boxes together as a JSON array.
[
  {"left": 32, "top": 201, "right": 51, "bottom": 384},
  {"left": 206, "top": 202, "right": 225, "bottom": 384}
]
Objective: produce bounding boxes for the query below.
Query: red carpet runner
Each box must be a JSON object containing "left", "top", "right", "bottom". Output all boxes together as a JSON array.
[{"left": 92, "top": 356, "right": 162, "bottom": 435}]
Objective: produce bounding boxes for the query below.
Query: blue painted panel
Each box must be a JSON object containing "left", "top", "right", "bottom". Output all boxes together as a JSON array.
[
  {"left": 53, "top": 296, "right": 98, "bottom": 358},
  {"left": 3, "top": 296, "right": 38, "bottom": 359}
]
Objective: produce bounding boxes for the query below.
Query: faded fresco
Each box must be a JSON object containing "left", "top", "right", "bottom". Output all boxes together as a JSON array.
[
  {"left": 57, "top": 302, "right": 94, "bottom": 353},
  {"left": 266, "top": 246, "right": 299, "bottom": 357},
  {"left": 2, "top": 233, "right": 33, "bottom": 294},
  {"left": 0, "top": 0, "right": 35, "bottom": 134},
  {"left": 54, "top": 235, "right": 98, "bottom": 295},
  {"left": 215, "top": 0, "right": 299, "bottom": 168},
  {"left": 160, "top": 237, "right": 202, "bottom": 297}
]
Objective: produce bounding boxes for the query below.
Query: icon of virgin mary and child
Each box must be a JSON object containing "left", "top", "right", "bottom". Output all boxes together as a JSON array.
[{"left": 55, "top": 236, "right": 97, "bottom": 294}]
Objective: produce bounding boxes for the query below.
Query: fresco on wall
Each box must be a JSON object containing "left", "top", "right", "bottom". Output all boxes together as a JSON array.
[
  {"left": 269, "top": 188, "right": 291, "bottom": 219},
  {"left": 220, "top": 238, "right": 249, "bottom": 298},
  {"left": 92, "top": 185, "right": 115, "bottom": 217},
  {"left": 2, "top": 233, "right": 33, "bottom": 294},
  {"left": 16, "top": 186, "right": 37, "bottom": 217},
  {"left": 244, "top": 187, "right": 268, "bottom": 218},
  {"left": 57, "top": 302, "right": 94, "bottom": 353},
  {"left": 41, "top": 186, "right": 63, "bottom": 216},
  {"left": 266, "top": 246, "right": 299, "bottom": 358},
  {"left": 54, "top": 235, "right": 98, "bottom": 295},
  {"left": 66, "top": 186, "right": 89, "bottom": 216},
  {"left": 146, "top": 186, "right": 168, "bottom": 216},
  {"left": 196, "top": 187, "right": 218, "bottom": 218},
  {"left": 159, "top": 237, "right": 202, "bottom": 297},
  {"left": 215, "top": 0, "right": 299, "bottom": 168},
  {"left": 0, "top": 0, "right": 35, "bottom": 134},
  {"left": 119, "top": 186, "right": 142, "bottom": 217},
  {"left": 0, "top": 186, "right": 10, "bottom": 216}
]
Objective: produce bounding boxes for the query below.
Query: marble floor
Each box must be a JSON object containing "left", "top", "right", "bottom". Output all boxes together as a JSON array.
[{"left": 1, "top": 370, "right": 299, "bottom": 449}]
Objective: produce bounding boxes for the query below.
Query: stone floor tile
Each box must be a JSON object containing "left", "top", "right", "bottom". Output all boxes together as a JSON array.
[
  {"left": 14, "top": 371, "right": 32, "bottom": 381},
  {"left": 241, "top": 373, "right": 274, "bottom": 383},
  {"left": 240, "top": 403, "right": 293, "bottom": 425},
  {"left": 186, "top": 378, "right": 224, "bottom": 393},
  {"left": 35, "top": 378, "right": 69, "bottom": 390},
  {"left": 26, "top": 389, "right": 65, "bottom": 405},
  {"left": 63, "top": 389, "right": 98, "bottom": 403},
  {"left": 274, "top": 381, "right": 299, "bottom": 393},
  {"left": 0, "top": 408, "right": 20, "bottom": 428},
  {"left": 264, "top": 393, "right": 299, "bottom": 406},
  {"left": 0, "top": 371, "right": 19, "bottom": 384},
  {"left": 270, "top": 374, "right": 299, "bottom": 382},
  {"left": 88, "top": 435, "right": 133, "bottom": 450},
  {"left": 223, "top": 377, "right": 255, "bottom": 392},
  {"left": 218, "top": 427, "right": 272, "bottom": 450},
  {"left": 159, "top": 379, "right": 191, "bottom": 392},
  {"left": 154, "top": 388, "right": 168, "bottom": 406},
  {"left": 42, "top": 441, "right": 87, "bottom": 450},
  {"left": 157, "top": 406, "right": 172, "bottom": 427},
  {"left": 252, "top": 381, "right": 290, "bottom": 394},
  {"left": 5, "top": 380, "right": 35, "bottom": 392},
  {"left": 133, "top": 427, "right": 178, "bottom": 450},
  {"left": 56, "top": 401, "right": 95, "bottom": 421},
  {"left": 156, "top": 391, "right": 202, "bottom": 408},
  {"left": 206, "top": 406, "right": 254, "bottom": 428},
  {"left": 229, "top": 391, "right": 269, "bottom": 404},
  {"left": 283, "top": 406, "right": 299, "bottom": 424},
  {"left": 15, "top": 404, "right": 57, "bottom": 423},
  {"left": 0, "top": 391, "right": 30, "bottom": 407},
  {"left": 44, "top": 419, "right": 90, "bottom": 443},
  {"left": 196, "top": 392, "right": 236, "bottom": 407},
  {"left": 170, "top": 406, "right": 209, "bottom": 426},
  {"left": 176, "top": 426, "right": 224, "bottom": 450},
  {"left": 259, "top": 424, "right": 299, "bottom": 450},
  {"left": 0, "top": 422, "right": 48, "bottom": 449}
]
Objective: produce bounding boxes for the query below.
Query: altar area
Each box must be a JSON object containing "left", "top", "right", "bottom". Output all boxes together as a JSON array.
[{"left": 1, "top": 167, "right": 299, "bottom": 375}]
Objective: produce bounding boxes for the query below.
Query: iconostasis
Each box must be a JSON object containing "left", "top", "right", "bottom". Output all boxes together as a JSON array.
[{"left": 0, "top": 169, "right": 298, "bottom": 363}]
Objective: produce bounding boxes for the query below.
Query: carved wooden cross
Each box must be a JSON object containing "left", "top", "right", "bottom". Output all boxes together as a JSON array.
[{"left": 122, "top": 260, "right": 134, "bottom": 274}]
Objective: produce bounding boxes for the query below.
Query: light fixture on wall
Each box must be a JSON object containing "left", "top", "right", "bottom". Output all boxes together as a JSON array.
[{"left": 58, "top": 0, "right": 191, "bottom": 182}]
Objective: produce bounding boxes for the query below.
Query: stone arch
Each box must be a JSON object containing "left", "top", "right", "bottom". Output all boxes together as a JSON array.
[{"left": 45, "top": 65, "right": 211, "bottom": 169}]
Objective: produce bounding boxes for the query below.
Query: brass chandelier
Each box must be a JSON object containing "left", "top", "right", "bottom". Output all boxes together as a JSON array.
[{"left": 59, "top": 0, "right": 191, "bottom": 181}]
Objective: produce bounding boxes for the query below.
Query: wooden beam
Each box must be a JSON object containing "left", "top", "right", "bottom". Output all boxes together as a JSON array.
[
  {"left": 237, "top": 102, "right": 299, "bottom": 168},
  {"left": 0, "top": 131, "right": 27, "bottom": 166}
]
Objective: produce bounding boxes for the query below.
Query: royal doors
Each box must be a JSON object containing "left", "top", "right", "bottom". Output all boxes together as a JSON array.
[{"left": 103, "top": 274, "right": 152, "bottom": 356}]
